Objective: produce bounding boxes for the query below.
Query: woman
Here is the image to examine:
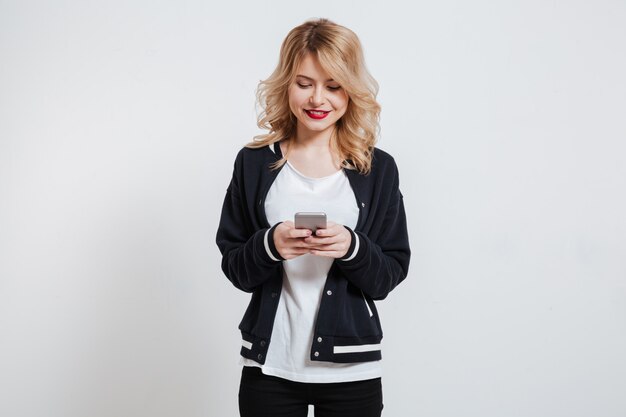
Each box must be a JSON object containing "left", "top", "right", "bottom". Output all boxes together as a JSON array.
[{"left": 216, "top": 18, "right": 410, "bottom": 417}]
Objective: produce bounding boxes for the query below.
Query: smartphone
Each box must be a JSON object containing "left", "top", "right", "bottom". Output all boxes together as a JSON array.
[{"left": 294, "top": 212, "right": 327, "bottom": 233}]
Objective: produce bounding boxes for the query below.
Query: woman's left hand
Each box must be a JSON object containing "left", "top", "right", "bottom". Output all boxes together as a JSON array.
[{"left": 303, "top": 221, "right": 352, "bottom": 258}]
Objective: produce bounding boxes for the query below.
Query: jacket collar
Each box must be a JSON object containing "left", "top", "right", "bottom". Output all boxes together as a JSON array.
[{"left": 268, "top": 141, "right": 283, "bottom": 157}]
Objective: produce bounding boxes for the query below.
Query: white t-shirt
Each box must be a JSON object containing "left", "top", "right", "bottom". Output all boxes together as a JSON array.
[{"left": 241, "top": 161, "right": 383, "bottom": 383}]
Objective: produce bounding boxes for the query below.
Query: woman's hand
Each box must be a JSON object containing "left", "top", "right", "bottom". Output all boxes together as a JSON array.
[
  {"left": 304, "top": 221, "right": 352, "bottom": 258},
  {"left": 273, "top": 221, "right": 313, "bottom": 260}
]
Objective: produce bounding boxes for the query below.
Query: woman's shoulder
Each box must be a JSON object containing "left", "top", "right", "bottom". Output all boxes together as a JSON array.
[
  {"left": 371, "top": 146, "right": 400, "bottom": 173},
  {"left": 372, "top": 146, "right": 396, "bottom": 163},
  {"left": 232, "top": 142, "right": 278, "bottom": 165}
]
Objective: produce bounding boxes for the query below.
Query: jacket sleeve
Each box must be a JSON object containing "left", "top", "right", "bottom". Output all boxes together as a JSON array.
[
  {"left": 215, "top": 152, "right": 283, "bottom": 292},
  {"left": 335, "top": 162, "right": 411, "bottom": 300}
]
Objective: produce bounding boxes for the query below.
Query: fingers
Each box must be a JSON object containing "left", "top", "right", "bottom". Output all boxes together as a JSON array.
[
  {"left": 290, "top": 228, "right": 312, "bottom": 238},
  {"left": 312, "top": 222, "right": 343, "bottom": 237},
  {"left": 283, "top": 221, "right": 313, "bottom": 238},
  {"left": 282, "top": 247, "right": 312, "bottom": 260},
  {"left": 274, "top": 220, "right": 315, "bottom": 259},
  {"left": 308, "top": 249, "right": 346, "bottom": 258},
  {"left": 305, "top": 224, "right": 350, "bottom": 244},
  {"left": 306, "top": 222, "right": 351, "bottom": 258},
  {"left": 274, "top": 220, "right": 351, "bottom": 259},
  {"left": 277, "top": 221, "right": 312, "bottom": 239},
  {"left": 304, "top": 235, "right": 334, "bottom": 245}
]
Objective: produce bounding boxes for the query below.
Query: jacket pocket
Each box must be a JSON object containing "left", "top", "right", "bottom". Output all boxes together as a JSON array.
[{"left": 362, "top": 290, "right": 374, "bottom": 317}]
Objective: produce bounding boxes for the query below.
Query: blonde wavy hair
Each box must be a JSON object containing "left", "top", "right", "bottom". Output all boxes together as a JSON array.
[{"left": 246, "top": 18, "right": 381, "bottom": 174}]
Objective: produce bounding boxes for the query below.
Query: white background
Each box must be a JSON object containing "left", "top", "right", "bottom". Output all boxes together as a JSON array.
[{"left": 1, "top": 1, "right": 625, "bottom": 416}]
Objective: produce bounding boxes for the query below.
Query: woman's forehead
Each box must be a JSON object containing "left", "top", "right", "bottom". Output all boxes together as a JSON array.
[{"left": 294, "top": 53, "right": 333, "bottom": 81}]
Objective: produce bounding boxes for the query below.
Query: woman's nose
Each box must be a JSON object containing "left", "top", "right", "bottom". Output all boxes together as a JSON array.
[{"left": 309, "top": 86, "right": 325, "bottom": 106}]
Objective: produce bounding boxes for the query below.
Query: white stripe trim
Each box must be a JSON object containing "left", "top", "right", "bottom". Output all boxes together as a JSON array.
[
  {"left": 333, "top": 343, "right": 381, "bottom": 354},
  {"left": 342, "top": 233, "right": 360, "bottom": 261},
  {"left": 264, "top": 229, "right": 280, "bottom": 262},
  {"left": 242, "top": 340, "right": 252, "bottom": 350}
]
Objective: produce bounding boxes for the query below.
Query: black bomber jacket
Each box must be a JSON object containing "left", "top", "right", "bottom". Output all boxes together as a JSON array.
[{"left": 215, "top": 141, "right": 411, "bottom": 364}]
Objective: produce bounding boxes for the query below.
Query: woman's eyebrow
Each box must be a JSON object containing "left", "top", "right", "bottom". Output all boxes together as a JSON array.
[{"left": 296, "top": 74, "right": 335, "bottom": 82}]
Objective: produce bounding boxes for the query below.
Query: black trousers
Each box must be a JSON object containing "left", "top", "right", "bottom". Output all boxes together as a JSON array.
[{"left": 239, "top": 366, "right": 384, "bottom": 417}]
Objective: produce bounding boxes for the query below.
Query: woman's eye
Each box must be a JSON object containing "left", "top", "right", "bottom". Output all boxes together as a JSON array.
[{"left": 296, "top": 82, "right": 341, "bottom": 91}]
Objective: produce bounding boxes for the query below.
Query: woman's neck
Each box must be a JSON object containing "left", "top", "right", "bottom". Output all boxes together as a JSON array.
[
  {"left": 292, "top": 124, "right": 334, "bottom": 149},
  {"left": 281, "top": 131, "right": 342, "bottom": 178}
]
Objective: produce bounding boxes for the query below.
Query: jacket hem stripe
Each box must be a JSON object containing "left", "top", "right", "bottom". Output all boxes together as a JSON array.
[{"left": 333, "top": 343, "right": 381, "bottom": 354}]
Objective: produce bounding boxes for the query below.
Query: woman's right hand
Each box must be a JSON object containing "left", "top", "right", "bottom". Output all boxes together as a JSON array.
[{"left": 273, "top": 221, "right": 312, "bottom": 260}]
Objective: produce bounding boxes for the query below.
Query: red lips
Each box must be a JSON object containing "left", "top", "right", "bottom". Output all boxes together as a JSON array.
[{"left": 305, "top": 109, "right": 330, "bottom": 120}]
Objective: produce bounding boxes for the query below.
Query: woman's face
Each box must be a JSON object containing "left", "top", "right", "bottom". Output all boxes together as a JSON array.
[{"left": 287, "top": 52, "right": 349, "bottom": 139}]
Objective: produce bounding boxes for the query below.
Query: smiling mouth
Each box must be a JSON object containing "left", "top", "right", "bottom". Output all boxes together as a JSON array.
[{"left": 305, "top": 109, "right": 330, "bottom": 119}]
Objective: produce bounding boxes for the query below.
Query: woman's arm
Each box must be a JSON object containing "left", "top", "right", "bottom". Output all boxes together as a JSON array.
[
  {"left": 215, "top": 154, "right": 283, "bottom": 292},
  {"left": 336, "top": 160, "right": 410, "bottom": 300},
  {"left": 337, "top": 193, "right": 410, "bottom": 300}
]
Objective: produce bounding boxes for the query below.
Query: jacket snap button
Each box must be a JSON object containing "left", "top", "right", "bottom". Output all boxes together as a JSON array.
[
  {"left": 314, "top": 351, "right": 319, "bottom": 357},
  {"left": 361, "top": 202, "right": 365, "bottom": 207},
  {"left": 257, "top": 354, "right": 263, "bottom": 360},
  {"left": 326, "top": 290, "right": 332, "bottom": 296},
  {"left": 260, "top": 340, "right": 266, "bottom": 347},
  {"left": 271, "top": 292, "right": 277, "bottom": 298},
  {"left": 317, "top": 337, "right": 323, "bottom": 343}
]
